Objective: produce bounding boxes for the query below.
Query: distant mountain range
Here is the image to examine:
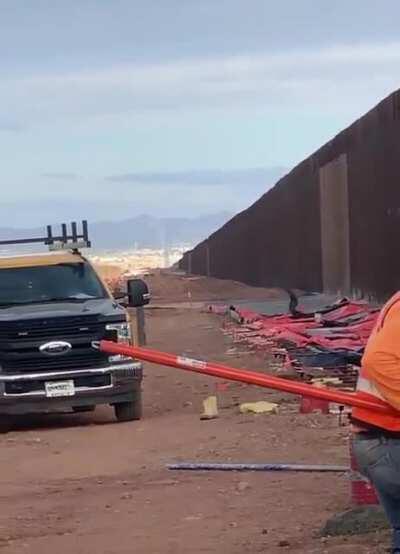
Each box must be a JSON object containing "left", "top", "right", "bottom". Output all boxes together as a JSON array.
[
  {"left": 90, "top": 212, "right": 232, "bottom": 250},
  {"left": 0, "top": 212, "right": 232, "bottom": 252}
]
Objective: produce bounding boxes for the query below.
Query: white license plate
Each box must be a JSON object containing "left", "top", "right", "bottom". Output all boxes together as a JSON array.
[{"left": 45, "top": 380, "right": 75, "bottom": 398}]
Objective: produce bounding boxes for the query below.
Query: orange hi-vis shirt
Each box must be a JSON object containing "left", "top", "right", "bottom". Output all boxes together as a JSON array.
[{"left": 361, "top": 292, "right": 400, "bottom": 411}]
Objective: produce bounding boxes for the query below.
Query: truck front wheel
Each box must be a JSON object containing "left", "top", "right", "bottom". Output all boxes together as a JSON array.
[{"left": 114, "top": 392, "right": 142, "bottom": 422}]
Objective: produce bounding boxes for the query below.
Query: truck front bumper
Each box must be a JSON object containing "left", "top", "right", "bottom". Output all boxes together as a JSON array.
[{"left": 0, "top": 362, "right": 142, "bottom": 415}]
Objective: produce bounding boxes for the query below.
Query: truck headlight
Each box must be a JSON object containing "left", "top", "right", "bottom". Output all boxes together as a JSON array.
[
  {"left": 106, "top": 322, "right": 131, "bottom": 343},
  {"left": 105, "top": 322, "right": 132, "bottom": 362}
]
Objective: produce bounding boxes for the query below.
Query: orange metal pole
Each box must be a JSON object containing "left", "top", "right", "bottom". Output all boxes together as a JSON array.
[{"left": 100, "top": 340, "right": 398, "bottom": 416}]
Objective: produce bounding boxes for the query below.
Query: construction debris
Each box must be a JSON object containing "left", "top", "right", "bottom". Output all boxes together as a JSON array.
[
  {"left": 200, "top": 396, "right": 219, "bottom": 420},
  {"left": 311, "top": 377, "right": 343, "bottom": 387},
  {"left": 208, "top": 297, "right": 379, "bottom": 387},
  {"left": 239, "top": 401, "right": 279, "bottom": 415}
]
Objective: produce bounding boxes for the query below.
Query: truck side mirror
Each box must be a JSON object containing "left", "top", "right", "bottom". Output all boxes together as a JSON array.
[
  {"left": 127, "top": 278, "right": 151, "bottom": 308},
  {"left": 113, "top": 291, "right": 127, "bottom": 301}
]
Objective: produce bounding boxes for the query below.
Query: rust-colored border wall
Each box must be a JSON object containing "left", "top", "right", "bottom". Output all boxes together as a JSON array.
[
  {"left": 347, "top": 91, "right": 400, "bottom": 299},
  {"left": 180, "top": 90, "right": 400, "bottom": 300}
]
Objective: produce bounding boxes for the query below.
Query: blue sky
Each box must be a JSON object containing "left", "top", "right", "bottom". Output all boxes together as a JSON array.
[{"left": 1, "top": 0, "right": 400, "bottom": 227}]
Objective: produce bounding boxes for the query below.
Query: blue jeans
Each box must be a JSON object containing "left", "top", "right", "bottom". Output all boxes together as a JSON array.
[{"left": 353, "top": 434, "right": 400, "bottom": 549}]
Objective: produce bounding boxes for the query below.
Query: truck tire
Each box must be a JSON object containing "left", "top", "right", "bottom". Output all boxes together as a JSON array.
[
  {"left": 73, "top": 406, "right": 95, "bottom": 413},
  {"left": 114, "top": 392, "right": 142, "bottom": 422}
]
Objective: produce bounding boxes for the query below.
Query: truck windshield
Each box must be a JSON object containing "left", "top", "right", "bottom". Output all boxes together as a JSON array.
[{"left": 0, "top": 263, "right": 108, "bottom": 306}]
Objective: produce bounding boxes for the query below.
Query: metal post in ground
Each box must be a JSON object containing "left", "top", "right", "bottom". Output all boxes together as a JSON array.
[
  {"left": 135, "top": 307, "right": 147, "bottom": 346},
  {"left": 300, "top": 396, "right": 330, "bottom": 414}
]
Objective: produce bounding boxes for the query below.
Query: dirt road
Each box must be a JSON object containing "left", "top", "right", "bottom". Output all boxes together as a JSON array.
[{"left": 0, "top": 307, "right": 388, "bottom": 553}]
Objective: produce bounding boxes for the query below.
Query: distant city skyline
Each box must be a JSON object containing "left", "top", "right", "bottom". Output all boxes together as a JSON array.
[{"left": 1, "top": 1, "right": 400, "bottom": 226}]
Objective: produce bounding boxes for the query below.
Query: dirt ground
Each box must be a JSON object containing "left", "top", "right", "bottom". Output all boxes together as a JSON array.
[
  {"left": 144, "top": 270, "right": 284, "bottom": 304},
  {"left": 96, "top": 265, "right": 285, "bottom": 304},
  {"left": 0, "top": 277, "right": 390, "bottom": 553}
]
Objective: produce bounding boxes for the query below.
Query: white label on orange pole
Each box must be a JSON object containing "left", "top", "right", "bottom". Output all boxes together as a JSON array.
[{"left": 177, "top": 356, "right": 207, "bottom": 370}]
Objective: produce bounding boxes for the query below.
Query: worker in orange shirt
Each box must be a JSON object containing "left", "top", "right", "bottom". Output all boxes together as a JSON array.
[{"left": 352, "top": 292, "right": 400, "bottom": 554}]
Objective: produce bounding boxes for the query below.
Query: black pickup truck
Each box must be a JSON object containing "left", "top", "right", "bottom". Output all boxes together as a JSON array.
[{"left": 0, "top": 222, "right": 149, "bottom": 426}]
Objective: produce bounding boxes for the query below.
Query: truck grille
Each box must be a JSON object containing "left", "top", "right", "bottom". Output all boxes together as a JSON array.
[
  {"left": 0, "top": 316, "right": 110, "bottom": 374},
  {"left": 0, "top": 315, "right": 102, "bottom": 341}
]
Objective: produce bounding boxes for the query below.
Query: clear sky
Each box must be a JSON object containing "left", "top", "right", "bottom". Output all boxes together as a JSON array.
[{"left": 1, "top": 0, "right": 400, "bottom": 227}]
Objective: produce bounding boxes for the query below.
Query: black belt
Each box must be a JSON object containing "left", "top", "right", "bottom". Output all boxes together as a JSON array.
[
  {"left": 356, "top": 429, "right": 400, "bottom": 440},
  {"left": 351, "top": 418, "right": 400, "bottom": 439}
]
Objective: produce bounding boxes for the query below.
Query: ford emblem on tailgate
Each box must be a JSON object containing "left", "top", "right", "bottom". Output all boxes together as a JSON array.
[{"left": 39, "top": 341, "right": 72, "bottom": 356}]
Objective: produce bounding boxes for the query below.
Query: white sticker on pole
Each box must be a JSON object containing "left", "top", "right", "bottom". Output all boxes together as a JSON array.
[{"left": 177, "top": 356, "right": 207, "bottom": 370}]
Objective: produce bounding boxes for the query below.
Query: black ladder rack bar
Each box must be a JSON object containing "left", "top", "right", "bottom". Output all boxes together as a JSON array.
[{"left": 0, "top": 220, "right": 90, "bottom": 247}]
